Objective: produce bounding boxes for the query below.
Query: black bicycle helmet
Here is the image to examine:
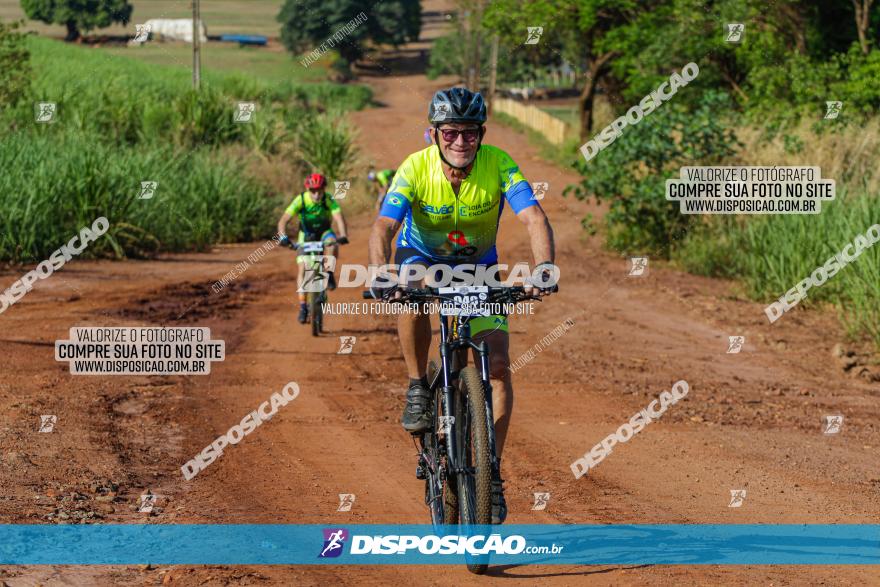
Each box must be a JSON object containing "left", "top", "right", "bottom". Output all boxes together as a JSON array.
[{"left": 429, "top": 87, "right": 487, "bottom": 125}]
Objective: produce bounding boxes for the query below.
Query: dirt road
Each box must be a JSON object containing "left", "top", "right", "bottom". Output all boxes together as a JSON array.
[{"left": 2, "top": 1, "right": 878, "bottom": 585}]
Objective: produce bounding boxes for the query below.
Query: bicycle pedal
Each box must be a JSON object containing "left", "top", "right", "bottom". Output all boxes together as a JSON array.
[{"left": 415, "top": 465, "right": 426, "bottom": 480}]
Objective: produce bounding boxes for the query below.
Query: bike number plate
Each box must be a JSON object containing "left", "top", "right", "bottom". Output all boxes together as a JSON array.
[
  {"left": 300, "top": 241, "right": 324, "bottom": 254},
  {"left": 438, "top": 286, "right": 490, "bottom": 317}
]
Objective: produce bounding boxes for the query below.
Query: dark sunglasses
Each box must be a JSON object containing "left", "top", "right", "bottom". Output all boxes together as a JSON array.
[{"left": 437, "top": 127, "right": 481, "bottom": 143}]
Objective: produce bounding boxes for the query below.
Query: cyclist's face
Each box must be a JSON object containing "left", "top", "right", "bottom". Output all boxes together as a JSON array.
[
  {"left": 436, "top": 123, "right": 481, "bottom": 167},
  {"left": 308, "top": 188, "right": 322, "bottom": 200}
]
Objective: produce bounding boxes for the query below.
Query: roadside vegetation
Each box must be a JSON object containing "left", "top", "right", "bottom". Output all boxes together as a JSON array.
[
  {"left": 457, "top": 0, "right": 880, "bottom": 348},
  {"left": 0, "top": 24, "right": 369, "bottom": 263}
]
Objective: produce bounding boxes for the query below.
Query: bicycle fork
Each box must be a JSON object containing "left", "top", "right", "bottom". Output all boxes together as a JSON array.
[
  {"left": 475, "top": 340, "right": 502, "bottom": 481},
  {"left": 438, "top": 320, "right": 461, "bottom": 474}
]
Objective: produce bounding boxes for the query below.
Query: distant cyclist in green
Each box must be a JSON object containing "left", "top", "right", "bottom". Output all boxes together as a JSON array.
[
  {"left": 368, "top": 88, "right": 556, "bottom": 524},
  {"left": 368, "top": 168, "right": 396, "bottom": 210},
  {"left": 278, "top": 173, "right": 348, "bottom": 324}
]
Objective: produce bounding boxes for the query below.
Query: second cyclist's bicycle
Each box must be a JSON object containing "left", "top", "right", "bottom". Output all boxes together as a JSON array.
[{"left": 290, "top": 236, "right": 346, "bottom": 336}]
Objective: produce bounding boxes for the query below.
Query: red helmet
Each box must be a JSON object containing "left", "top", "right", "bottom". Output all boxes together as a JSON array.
[{"left": 304, "top": 173, "right": 327, "bottom": 190}]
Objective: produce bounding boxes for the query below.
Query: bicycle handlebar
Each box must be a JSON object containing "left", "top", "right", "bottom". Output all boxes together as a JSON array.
[
  {"left": 288, "top": 238, "right": 348, "bottom": 251},
  {"left": 362, "top": 285, "right": 554, "bottom": 303}
]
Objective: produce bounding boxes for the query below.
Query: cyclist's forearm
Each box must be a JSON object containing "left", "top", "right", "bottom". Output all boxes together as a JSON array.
[
  {"left": 334, "top": 214, "right": 348, "bottom": 237},
  {"left": 369, "top": 219, "right": 397, "bottom": 267},
  {"left": 277, "top": 213, "right": 292, "bottom": 237},
  {"left": 527, "top": 214, "right": 554, "bottom": 265}
]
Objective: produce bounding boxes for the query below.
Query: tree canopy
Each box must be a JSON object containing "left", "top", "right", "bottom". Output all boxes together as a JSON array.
[
  {"left": 483, "top": 0, "right": 880, "bottom": 137},
  {"left": 278, "top": 0, "right": 421, "bottom": 70},
  {"left": 20, "top": 0, "right": 133, "bottom": 41}
]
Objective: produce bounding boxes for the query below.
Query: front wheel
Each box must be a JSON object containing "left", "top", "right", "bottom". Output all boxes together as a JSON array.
[{"left": 455, "top": 366, "right": 492, "bottom": 574}]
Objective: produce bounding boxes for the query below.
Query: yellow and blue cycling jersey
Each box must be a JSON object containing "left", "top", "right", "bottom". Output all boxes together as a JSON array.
[{"left": 378, "top": 144, "right": 537, "bottom": 264}]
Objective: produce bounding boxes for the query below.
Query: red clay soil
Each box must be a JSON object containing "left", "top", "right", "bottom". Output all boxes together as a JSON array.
[{"left": 1, "top": 1, "right": 878, "bottom": 585}]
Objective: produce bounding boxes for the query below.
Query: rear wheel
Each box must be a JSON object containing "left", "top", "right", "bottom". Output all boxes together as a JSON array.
[{"left": 456, "top": 366, "right": 492, "bottom": 574}]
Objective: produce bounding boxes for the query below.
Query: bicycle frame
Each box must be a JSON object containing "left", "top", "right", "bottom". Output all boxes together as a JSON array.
[
  {"left": 363, "top": 284, "right": 542, "bottom": 531},
  {"left": 295, "top": 239, "right": 336, "bottom": 292},
  {"left": 433, "top": 313, "right": 499, "bottom": 480}
]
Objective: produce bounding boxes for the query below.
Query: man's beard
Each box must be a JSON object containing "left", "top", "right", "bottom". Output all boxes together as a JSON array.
[
  {"left": 448, "top": 163, "right": 473, "bottom": 180},
  {"left": 442, "top": 146, "right": 477, "bottom": 177}
]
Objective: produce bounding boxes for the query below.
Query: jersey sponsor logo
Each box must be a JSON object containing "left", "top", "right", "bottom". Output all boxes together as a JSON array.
[
  {"left": 458, "top": 200, "right": 497, "bottom": 217},
  {"left": 419, "top": 201, "right": 453, "bottom": 215},
  {"left": 448, "top": 231, "right": 469, "bottom": 246},
  {"left": 445, "top": 231, "right": 477, "bottom": 257}
]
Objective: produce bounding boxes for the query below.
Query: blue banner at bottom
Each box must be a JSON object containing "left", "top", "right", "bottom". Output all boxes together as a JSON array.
[{"left": 0, "top": 524, "right": 878, "bottom": 565}]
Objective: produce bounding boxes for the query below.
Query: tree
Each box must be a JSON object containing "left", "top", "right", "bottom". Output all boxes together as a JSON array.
[
  {"left": 427, "top": 22, "right": 541, "bottom": 84},
  {"left": 278, "top": 0, "right": 421, "bottom": 71},
  {"left": 0, "top": 20, "right": 31, "bottom": 108},
  {"left": 20, "top": 0, "right": 133, "bottom": 42},
  {"left": 602, "top": 0, "right": 880, "bottom": 114},
  {"left": 852, "top": 0, "right": 876, "bottom": 54},
  {"left": 484, "top": 0, "right": 638, "bottom": 140}
]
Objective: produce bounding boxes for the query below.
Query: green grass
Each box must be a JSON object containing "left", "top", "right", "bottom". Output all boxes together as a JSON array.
[
  {"left": 0, "top": 131, "right": 276, "bottom": 261},
  {"left": 539, "top": 105, "right": 579, "bottom": 129},
  {"left": 0, "top": 0, "right": 286, "bottom": 37},
  {"left": 493, "top": 111, "right": 582, "bottom": 169},
  {"left": 505, "top": 95, "right": 880, "bottom": 349},
  {"left": 101, "top": 42, "right": 329, "bottom": 84},
  {"left": 674, "top": 191, "right": 880, "bottom": 347},
  {"left": 24, "top": 36, "right": 370, "bottom": 113},
  {"left": 1, "top": 35, "right": 366, "bottom": 262}
]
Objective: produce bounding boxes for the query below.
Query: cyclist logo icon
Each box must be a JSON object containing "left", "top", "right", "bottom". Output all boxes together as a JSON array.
[
  {"left": 432, "top": 102, "right": 449, "bottom": 122},
  {"left": 300, "top": 256, "right": 335, "bottom": 293},
  {"left": 234, "top": 102, "right": 255, "bottom": 123},
  {"left": 824, "top": 101, "right": 843, "bottom": 120},
  {"left": 728, "top": 489, "right": 746, "bottom": 508},
  {"left": 725, "top": 23, "right": 744, "bottom": 42},
  {"left": 138, "top": 493, "right": 158, "bottom": 513},
  {"left": 628, "top": 257, "right": 648, "bottom": 276},
  {"left": 319, "top": 528, "right": 349, "bottom": 558},
  {"left": 439, "top": 416, "right": 455, "bottom": 434},
  {"left": 727, "top": 336, "right": 745, "bottom": 354},
  {"left": 531, "top": 182, "right": 549, "bottom": 200},
  {"left": 532, "top": 492, "right": 550, "bottom": 510},
  {"left": 524, "top": 27, "right": 544, "bottom": 45},
  {"left": 138, "top": 181, "right": 158, "bottom": 200},
  {"left": 337, "top": 336, "right": 356, "bottom": 354},
  {"left": 133, "top": 23, "right": 151, "bottom": 43},
  {"left": 38, "top": 415, "right": 57, "bottom": 433},
  {"left": 333, "top": 181, "right": 350, "bottom": 200},
  {"left": 337, "top": 494, "right": 356, "bottom": 512},
  {"left": 35, "top": 102, "right": 57, "bottom": 123},
  {"left": 822, "top": 415, "right": 843, "bottom": 434}
]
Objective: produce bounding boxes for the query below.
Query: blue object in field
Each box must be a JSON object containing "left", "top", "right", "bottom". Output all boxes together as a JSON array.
[{"left": 219, "top": 34, "right": 267, "bottom": 46}]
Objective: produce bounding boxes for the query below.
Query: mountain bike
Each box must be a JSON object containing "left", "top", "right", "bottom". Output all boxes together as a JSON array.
[
  {"left": 289, "top": 237, "right": 346, "bottom": 336},
  {"left": 364, "top": 284, "right": 542, "bottom": 574}
]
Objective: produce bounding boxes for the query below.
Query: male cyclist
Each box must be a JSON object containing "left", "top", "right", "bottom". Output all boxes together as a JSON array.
[
  {"left": 368, "top": 88, "right": 556, "bottom": 524},
  {"left": 278, "top": 173, "right": 349, "bottom": 324},
  {"left": 368, "top": 168, "right": 397, "bottom": 210}
]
